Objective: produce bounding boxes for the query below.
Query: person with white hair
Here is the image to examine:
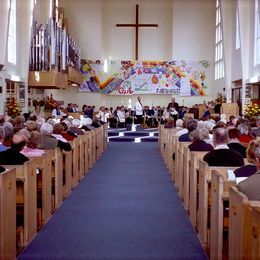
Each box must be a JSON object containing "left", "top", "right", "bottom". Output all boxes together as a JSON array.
[
  {"left": 2, "top": 121, "right": 14, "bottom": 147},
  {"left": 39, "top": 123, "right": 71, "bottom": 151},
  {"left": 36, "top": 117, "right": 45, "bottom": 128},
  {"left": 188, "top": 129, "right": 214, "bottom": 151},
  {"left": 80, "top": 117, "right": 94, "bottom": 131},
  {"left": 175, "top": 119, "right": 188, "bottom": 137},
  {"left": 69, "top": 119, "right": 85, "bottom": 135}
]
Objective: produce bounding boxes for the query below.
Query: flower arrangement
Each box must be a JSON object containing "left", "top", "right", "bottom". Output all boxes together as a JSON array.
[
  {"left": 43, "top": 95, "right": 58, "bottom": 111},
  {"left": 215, "top": 92, "right": 226, "bottom": 103},
  {"left": 244, "top": 103, "right": 260, "bottom": 119},
  {"left": 32, "top": 98, "right": 45, "bottom": 107},
  {"left": 43, "top": 95, "right": 64, "bottom": 111},
  {"left": 6, "top": 97, "right": 22, "bottom": 118}
]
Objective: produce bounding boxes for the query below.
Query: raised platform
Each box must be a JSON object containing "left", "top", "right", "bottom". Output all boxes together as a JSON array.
[{"left": 108, "top": 126, "right": 158, "bottom": 143}]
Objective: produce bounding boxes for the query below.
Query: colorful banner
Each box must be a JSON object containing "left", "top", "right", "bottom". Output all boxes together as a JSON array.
[{"left": 79, "top": 60, "right": 210, "bottom": 96}]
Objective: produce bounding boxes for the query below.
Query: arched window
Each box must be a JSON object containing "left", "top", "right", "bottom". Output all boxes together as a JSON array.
[
  {"left": 215, "top": 0, "right": 225, "bottom": 80},
  {"left": 8, "top": 0, "right": 16, "bottom": 64},
  {"left": 255, "top": 0, "right": 260, "bottom": 65},
  {"left": 235, "top": 5, "right": 241, "bottom": 50}
]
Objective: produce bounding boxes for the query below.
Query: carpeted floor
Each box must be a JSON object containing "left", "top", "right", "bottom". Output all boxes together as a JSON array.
[{"left": 19, "top": 143, "right": 207, "bottom": 260}]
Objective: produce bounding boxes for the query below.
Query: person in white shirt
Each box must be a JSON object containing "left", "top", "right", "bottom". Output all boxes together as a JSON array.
[
  {"left": 117, "top": 106, "right": 126, "bottom": 127},
  {"left": 135, "top": 96, "right": 143, "bottom": 124},
  {"left": 52, "top": 104, "right": 66, "bottom": 119}
]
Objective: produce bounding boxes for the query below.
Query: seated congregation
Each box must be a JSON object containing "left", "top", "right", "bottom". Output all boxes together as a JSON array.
[
  {"left": 0, "top": 108, "right": 107, "bottom": 258},
  {"left": 160, "top": 114, "right": 260, "bottom": 258}
]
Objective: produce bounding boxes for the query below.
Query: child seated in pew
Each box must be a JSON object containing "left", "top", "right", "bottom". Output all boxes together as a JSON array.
[
  {"left": 0, "top": 133, "right": 29, "bottom": 164},
  {"left": 237, "top": 140, "right": 260, "bottom": 200}
]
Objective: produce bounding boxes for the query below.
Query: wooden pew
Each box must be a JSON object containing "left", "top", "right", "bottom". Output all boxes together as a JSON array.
[
  {"left": 166, "top": 128, "right": 179, "bottom": 175},
  {"left": 25, "top": 151, "right": 52, "bottom": 225},
  {"left": 96, "top": 125, "right": 103, "bottom": 160},
  {"left": 176, "top": 141, "right": 191, "bottom": 200},
  {"left": 210, "top": 170, "right": 236, "bottom": 259},
  {"left": 0, "top": 168, "right": 16, "bottom": 260},
  {"left": 197, "top": 160, "right": 238, "bottom": 248},
  {"left": 88, "top": 131, "right": 93, "bottom": 168},
  {"left": 71, "top": 137, "right": 80, "bottom": 188},
  {"left": 91, "top": 129, "right": 97, "bottom": 165},
  {"left": 189, "top": 151, "right": 207, "bottom": 228},
  {"left": 2, "top": 160, "right": 37, "bottom": 247},
  {"left": 250, "top": 205, "right": 260, "bottom": 258},
  {"left": 83, "top": 132, "right": 89, "bottom": 174},
  {"left": 62, "top": 149, "right": 73, "bottom": 198},
  {"left": 103, "top": 123, "right": 108, "bottom": 151},
  {"left": 183, "top": 143, "right": 191, "bottom": 210},
  {"left": 229, "top": 186, "right": 260, "bottom": 259},
  {"left": 78, "top": 135, "right": 85, "bottom": 180}
]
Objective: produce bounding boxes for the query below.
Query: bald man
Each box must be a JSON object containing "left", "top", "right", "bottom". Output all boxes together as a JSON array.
[{"left": 0, "top": 133, "right": 29, "bottom": 165}]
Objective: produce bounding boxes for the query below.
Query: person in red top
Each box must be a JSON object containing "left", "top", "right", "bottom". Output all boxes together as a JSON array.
[{"left": 237, "top": 123, "right": 254, "bottom": 144}]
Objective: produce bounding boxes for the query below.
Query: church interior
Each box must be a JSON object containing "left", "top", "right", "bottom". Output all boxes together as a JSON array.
[{"left": 0, "top": 0, "right": 260, "bottom": 259}]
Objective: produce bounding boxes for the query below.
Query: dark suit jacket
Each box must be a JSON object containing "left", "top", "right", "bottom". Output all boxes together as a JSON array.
[
  {"left": 0, "top": 148, "right": 29, "bottom": 165},
  {"left": 179, "top": 133, "right": 191, "bottom": 142},
  {"left": 234, "top": 165, "right": 257, "bottom": 177},
  {"left": 228, "top": 142, "right": 247, "bottom": 158},
  {"left": 0, "top": 166, "right": 5, "bottom": 173},
  {"left": 188, "top": 140, "right": 214, "bottom": 152},
  {"left": 203, "top": 149, "right": 244, "bottom": 167}
]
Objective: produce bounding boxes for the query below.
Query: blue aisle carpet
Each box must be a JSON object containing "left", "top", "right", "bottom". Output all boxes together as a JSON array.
[{"left": 19, "top": 143, "right": 207, "bottom": 260}]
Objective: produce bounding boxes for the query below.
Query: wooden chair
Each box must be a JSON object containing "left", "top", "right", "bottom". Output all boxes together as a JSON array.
[{"left": 0, "top": 168, "right": 16, "bottom": 259}]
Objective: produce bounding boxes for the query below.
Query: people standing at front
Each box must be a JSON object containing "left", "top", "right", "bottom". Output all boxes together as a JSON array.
[
  {"left": 167, "top": 97, "right": 179, "bottom": 124},
  {"left": 135, "top": 96, "right": 143, "bottom": 124}
]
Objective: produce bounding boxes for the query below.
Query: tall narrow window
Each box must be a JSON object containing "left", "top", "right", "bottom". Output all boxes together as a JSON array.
[
  {"left": 255, "top": 0, "right": 260, "bottom": 65},
  {"left": 215, "top": 0, "right": 225, "bottom": 80},
  {"left": 8, "top": 0, "right": 16, "bottom": 64},
  {"left": 235, "top": 6, "right": 241, "bottom": 50}
]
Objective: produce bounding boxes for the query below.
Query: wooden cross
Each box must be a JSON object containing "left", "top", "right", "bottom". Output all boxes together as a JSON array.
[{"left": 116, "top": 4, "right": 158, "bottom": 60}]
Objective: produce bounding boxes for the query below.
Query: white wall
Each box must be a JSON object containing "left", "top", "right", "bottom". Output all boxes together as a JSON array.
[
  {"left": 56, "top": 0, "right": 216, "bottom": 109},
  {"left": 60, "top": 0, "right": 102, "bottom": 59},
  {"left": 102, "top": 0, "right": 172, "bottom": 60}
]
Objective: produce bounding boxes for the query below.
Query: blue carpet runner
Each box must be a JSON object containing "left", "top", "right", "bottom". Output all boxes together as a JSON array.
[{"left": 19, "top": 143, "right": 207, "bottom": 260}]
